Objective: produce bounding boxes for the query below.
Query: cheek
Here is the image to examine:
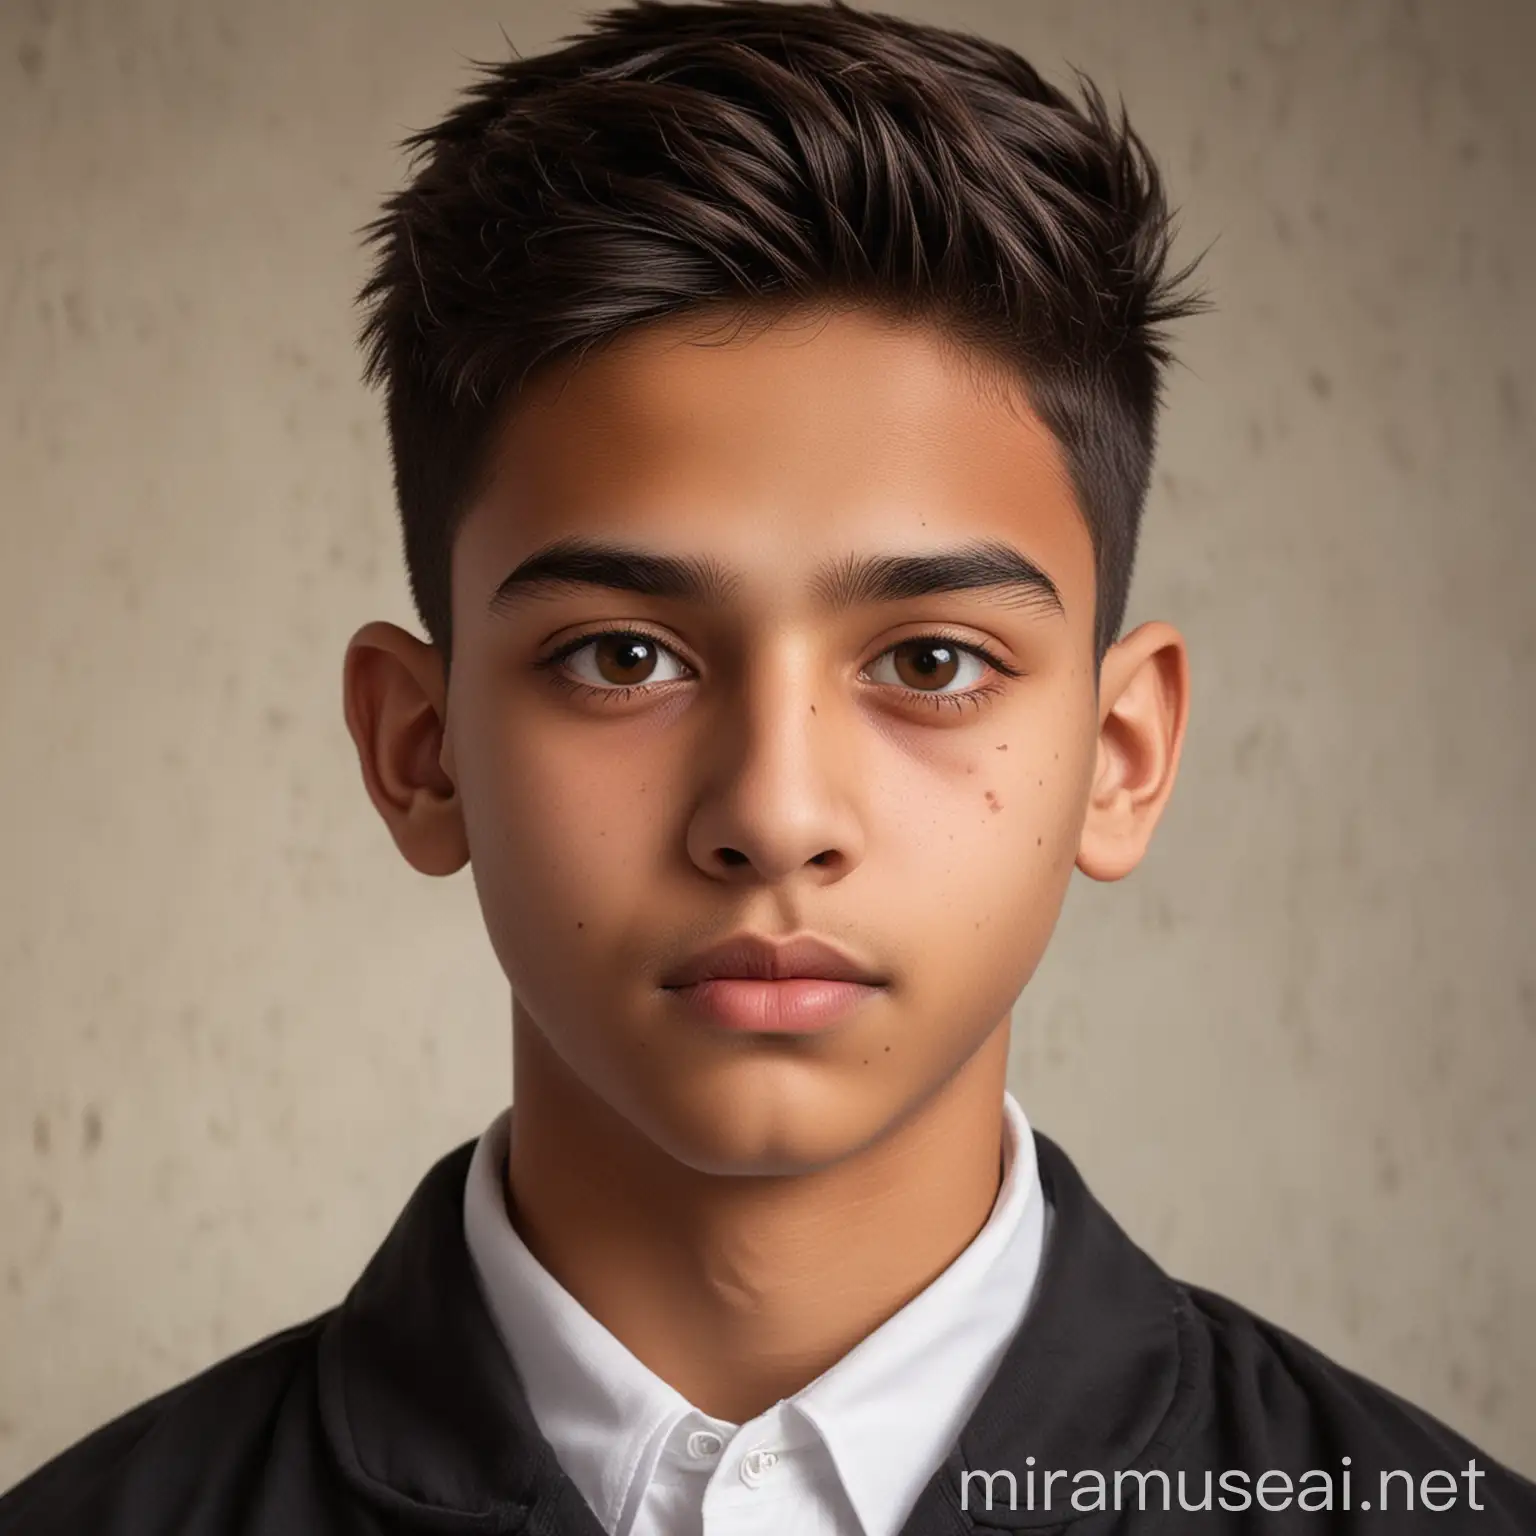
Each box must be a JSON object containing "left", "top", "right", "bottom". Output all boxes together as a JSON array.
[
  {"left": 942, "top": 778, "right": 1079, "bottom": 929},
  {"left": 876, "top": 722, "right": 1094, "bottom": 983},
  {"left": 982, "top": 735, "right": 1097, "bottom": 875},
  {"left": 453, "top": 719, "right": 663, "bottom": 955},
  {"left": 889, "top": 714, "right": 1092, "bottom": 878}
]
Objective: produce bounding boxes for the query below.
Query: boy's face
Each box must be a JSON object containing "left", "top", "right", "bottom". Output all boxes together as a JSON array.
[{"left": 348, "top": 305, "right": 1186, "bottom": 1176}]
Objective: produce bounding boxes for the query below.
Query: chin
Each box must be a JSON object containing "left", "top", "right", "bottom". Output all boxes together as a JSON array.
[{"left": 625, "top": 1057, "right": 901, "bottom": 1177}]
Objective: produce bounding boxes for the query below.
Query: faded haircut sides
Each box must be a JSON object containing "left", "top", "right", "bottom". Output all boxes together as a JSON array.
[{"left": 357, "top": 0, "right": 1211, "bottom": 666}]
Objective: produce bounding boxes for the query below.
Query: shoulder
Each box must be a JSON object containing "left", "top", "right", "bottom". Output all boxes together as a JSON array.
[
  {"left": 1178, "top": 1279, "right": 1536, "bottom": 1523},
  {"left": 0, "top": 1313, "right": 332, "bottom": 1535}
]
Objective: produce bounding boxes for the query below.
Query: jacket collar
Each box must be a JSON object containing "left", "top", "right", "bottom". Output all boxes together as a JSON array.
[
  {"left": 317, "top": 1141, "right": 596, "bottom": 1535},
  {"left": 914, "top": 1134, "right": 1208, "bottom": 1530},
  {"left": 317, "top": 1133, "right": 1200, "bottom": 1534}
]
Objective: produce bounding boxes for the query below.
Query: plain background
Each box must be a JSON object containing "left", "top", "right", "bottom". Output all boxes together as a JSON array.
[{"left": 2, "top": 0, "right": 1533, "bottom": 1490}]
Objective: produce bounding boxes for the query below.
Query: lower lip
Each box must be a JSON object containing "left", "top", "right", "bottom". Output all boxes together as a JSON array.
[{"left": 663, "top": 978, "right": 884, "bottom": 1033}]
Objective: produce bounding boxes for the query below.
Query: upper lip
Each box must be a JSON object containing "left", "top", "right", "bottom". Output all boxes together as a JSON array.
[{"left": 661, "top": 932, "right": 887, "bottom": 987}]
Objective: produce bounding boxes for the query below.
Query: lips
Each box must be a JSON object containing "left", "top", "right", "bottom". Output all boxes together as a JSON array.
[
  {"left": 660, "top": 932, "right": 887, "bottom": 989},
  {"left": 666, "top": 977, "right": 882, "bottom": 1033}
]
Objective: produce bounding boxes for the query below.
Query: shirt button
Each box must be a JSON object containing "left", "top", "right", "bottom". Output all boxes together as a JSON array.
[
  {"left": 739, "top": 1448, "right": 780, "bottom": 1488},
  {"left": 685, "top": 1429, "right": 724, "bottom": 1460}
]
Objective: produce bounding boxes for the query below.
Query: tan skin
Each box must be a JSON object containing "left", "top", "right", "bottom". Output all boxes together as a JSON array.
[{"left": 343, "top": 303, "right": 1189, "bottom": 1423}]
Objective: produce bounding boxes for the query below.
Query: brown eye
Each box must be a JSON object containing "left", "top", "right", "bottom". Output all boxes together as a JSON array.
[
  {"left": 864, "top": 636, "right": 997, "bottom": 699},
  {"left": 555, "top": 631, "right": 690, "bottom": 691},
  {"left": 592, "top": 634, "right": 660, "bottom": 685},
  {"left": 889, "top": 639, "right": 964, "bottom": 691}
]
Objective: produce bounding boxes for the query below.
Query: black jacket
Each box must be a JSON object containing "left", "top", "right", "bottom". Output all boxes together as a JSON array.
[{"left": 2, "top": 1133, "right": 1532, "bottom": 1534}]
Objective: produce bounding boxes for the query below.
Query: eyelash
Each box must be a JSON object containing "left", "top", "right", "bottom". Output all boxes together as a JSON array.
[{"left": 533, "top": 627, "right": 1023, "bottom": 714}]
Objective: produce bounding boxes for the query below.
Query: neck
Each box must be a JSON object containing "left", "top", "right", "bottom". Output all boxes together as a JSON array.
[{"left": 504, "top": 1006, "right": 1012, "bottom": 1423}]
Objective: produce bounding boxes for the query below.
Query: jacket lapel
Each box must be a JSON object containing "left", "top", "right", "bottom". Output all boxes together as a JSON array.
[
  {"left": 899, "top": 1134, "right": 1200, "bottom": 1533},
  {"left": 317, "top": 1142, "right": 608, "bottom": 1534}
]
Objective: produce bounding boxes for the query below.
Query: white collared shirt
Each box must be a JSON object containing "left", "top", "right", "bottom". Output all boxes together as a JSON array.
[{"left": 463, "top": 1093, "right": 1047, "bottom": 1536}]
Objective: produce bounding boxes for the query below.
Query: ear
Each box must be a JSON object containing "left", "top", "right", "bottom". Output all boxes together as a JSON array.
[
  {"left": 1075, "top": 620, "right": 1191, "bottom": 883},
  {"left": 342, "top": 621, "right": 469, "bottom": 877}
]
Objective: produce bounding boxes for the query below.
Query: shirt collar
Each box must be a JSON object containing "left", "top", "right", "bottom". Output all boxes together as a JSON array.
[
  {"left": 462, "top": 1115, "right": 692, "bottom": 1531},
  {"left": 794, "top": 1092, "right": 1047, "bottom": 1536},
  {"left": 315, "top": 1127, "right": 1194, "bottom": 1536},
  {"left": 463, "top": 1092, "right": 1047, "bottom": 1536}
]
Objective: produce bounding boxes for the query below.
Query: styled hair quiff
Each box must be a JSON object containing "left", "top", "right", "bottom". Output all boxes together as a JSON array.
[{"left": 358, "top": 0, "right": 1209, "bottom": 664}]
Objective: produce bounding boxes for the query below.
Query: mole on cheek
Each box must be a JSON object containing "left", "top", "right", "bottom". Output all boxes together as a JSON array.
[{"left": 984, "top": 789, "right": 1003, "bottom": 813}]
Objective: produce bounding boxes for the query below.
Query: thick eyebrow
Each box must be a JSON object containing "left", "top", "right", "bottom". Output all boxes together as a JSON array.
[{"left": 488, "top": 535, "right": 1065, "bottom": 618}]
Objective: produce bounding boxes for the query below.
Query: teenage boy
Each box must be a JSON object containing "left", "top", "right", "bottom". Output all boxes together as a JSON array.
[{"left": 3, "top": 2, "right": 1532, "bottom": 1532}]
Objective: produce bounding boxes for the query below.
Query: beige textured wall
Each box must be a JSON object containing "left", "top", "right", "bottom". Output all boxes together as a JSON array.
[{"left": 2, "top": 0, "right": 1533, "bottom": 1488}]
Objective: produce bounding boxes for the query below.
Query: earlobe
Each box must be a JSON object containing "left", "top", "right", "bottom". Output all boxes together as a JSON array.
[
  {"left": 1075, "top": 621, "right": 1191, "bottom": 883},
  {"left": 342, "top": 621, "right": 470, "bottom": 877}
]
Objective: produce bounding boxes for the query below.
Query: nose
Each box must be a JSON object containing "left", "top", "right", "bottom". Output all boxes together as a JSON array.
[{"left": 682, "top": 651, "right": 866, "bottom": 886}]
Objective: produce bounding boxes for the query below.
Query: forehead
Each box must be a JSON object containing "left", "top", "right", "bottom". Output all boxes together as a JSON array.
[{"left": 461, "top": 306, "right": 1095, "bottom": 620}]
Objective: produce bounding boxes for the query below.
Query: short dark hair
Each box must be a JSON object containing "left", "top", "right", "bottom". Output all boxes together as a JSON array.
[{"left": 357, "top": 0, "right": 1209, "bottom": 665}]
